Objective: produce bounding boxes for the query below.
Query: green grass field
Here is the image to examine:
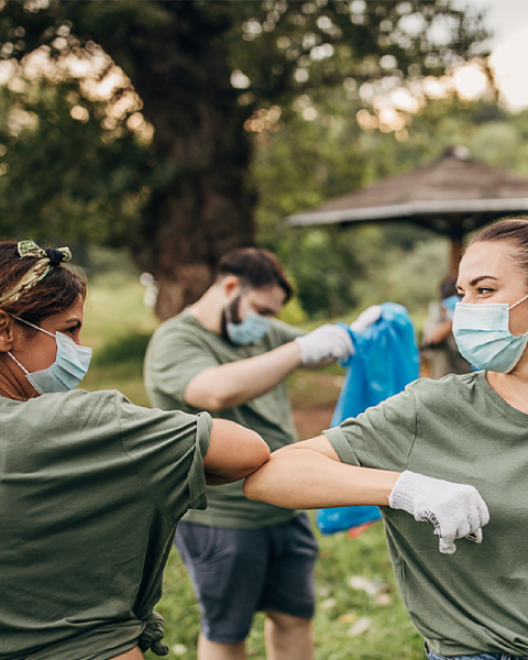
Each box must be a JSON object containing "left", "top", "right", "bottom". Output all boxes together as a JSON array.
[{"left": 81, "top": 277, "right": 425, "bottom": 660}]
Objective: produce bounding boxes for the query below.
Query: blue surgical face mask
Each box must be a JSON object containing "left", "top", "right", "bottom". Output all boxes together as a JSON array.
[
  {"left": 452, "top": 293, "right": 528, "bottom": 373},
  {"left": 224, "top": 298, "right": 270, "bottom": 345},
  {"left": 441, "top": 294, "right": 459, "bottom": 320},
  {"left": 8, "top": 317, "right": 92, "bottom": 395}
]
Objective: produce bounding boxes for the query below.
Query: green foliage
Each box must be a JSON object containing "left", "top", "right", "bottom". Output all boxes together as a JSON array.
[
  {"left": 354, "top": 237, "right": 449, "bottom": 314},
  {"left": 91, "top": 330, "right": 152, "bottom": 367},
  {"left": 252, "top": 88, "right": 528, "bottom": 318},
  {"left": 276, "top": 294, "right": 307, "bottom": 326},
  {"left": 279, "top": 228, "right": 365, "bottom": 318},
  {"left": 0, "top": 79, "right": 150, "bottom": 244},
  {"left": 0, "top": 1, "right": 489, "bottom": 277}
]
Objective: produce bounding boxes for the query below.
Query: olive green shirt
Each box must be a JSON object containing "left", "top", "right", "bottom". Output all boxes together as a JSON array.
[
  {"left": 144, "top": 310, "right": 303, "bottom": 529},
  {"left": 0, "top": 389, "right": 211, "bottom": 660},
  {"left": 324, "top": 371, "right": 528, "bottom": 657}
]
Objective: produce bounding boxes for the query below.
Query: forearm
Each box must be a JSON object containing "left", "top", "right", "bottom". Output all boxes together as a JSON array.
[
  {"left": 427, "top": 319, "right": 453, "bottom": 345},
  {"left": 243, "top": 444, "right": 399, "bottom": 509},
  {"left": 185, "top": 341, "right": 302, "bottom": 410}
]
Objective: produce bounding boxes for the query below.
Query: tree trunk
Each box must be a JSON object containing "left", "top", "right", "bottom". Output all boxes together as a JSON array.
[{"left": 92, "top": 3, "right": 256, "bottom": 319}]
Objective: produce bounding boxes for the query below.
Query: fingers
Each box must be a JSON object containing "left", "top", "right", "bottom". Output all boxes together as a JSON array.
[
  {"left": 466, "top": 529, "right": 483, "bottom": 544},
  {"left": 350, "top": 305, "right": 382, "bottom": 333},
  {"left": 295, "top": 325, "right": 354, "bottom": 363},
  {"left": 438, "top": 527, "right": 483, "bottom": 554},
  {"left": 438, "top": 537, "right": 457, "bottom": 555}
]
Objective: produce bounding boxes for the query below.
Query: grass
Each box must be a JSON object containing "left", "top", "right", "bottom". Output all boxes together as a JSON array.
[
  {"left": 80, "top": 275, "right": 425, "bottom": 660},
  {"left": 81, "top": 277, "right": 157, "bottom": 407},
  {"left": 152, "top": 520, "right": 424, "bottom": 660}
]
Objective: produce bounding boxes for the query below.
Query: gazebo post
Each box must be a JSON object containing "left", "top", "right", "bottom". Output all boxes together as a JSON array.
[{"left": 448, "top": 219, "right": 465, "bottom": 278}]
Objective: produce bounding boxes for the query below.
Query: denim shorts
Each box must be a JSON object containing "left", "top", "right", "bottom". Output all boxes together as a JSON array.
[
  {"left": 425, "top": 642, "right": 528, "bottom": 660},
  {"left": 175, "top": 513, "right": 318, "bottom": 644}
]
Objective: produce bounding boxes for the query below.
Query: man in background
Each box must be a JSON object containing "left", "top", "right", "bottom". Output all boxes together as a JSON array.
[
  {"left": 422, "top": 276, "right": 472, "bottom": 378},
  {"left": 144, "top": 248, "right": 355, "bottom": 660}
]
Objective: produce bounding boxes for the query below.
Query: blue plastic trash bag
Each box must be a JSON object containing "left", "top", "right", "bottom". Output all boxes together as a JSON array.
[{"left": 316, "top": 302, "right": 420, "bottom": 536}]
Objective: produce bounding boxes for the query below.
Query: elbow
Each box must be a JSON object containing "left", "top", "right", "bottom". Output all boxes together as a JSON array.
[
  {"left": 206, "top": 394, "right": 234, "bottom": 412},
  {"left": 185, "top": 392, "right": 232, "bottom": 413},
  {"left": 242, "top": 439, "right": 270, "bottom": 479},
  {"left": 199, "top": 390, "right": 240, "bottom": 412}
]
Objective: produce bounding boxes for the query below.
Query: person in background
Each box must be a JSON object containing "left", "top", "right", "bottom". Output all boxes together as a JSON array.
[
  {"left": 422, "top": 276, "right": 472, "bottom": 378},
  {"left": 0, "top": 240, "right": 271, "bottom": 660},
  {"left": 245, "top": 218, "right": 528, "bottom": 660},
  {"left": 144, "top": 247, "right": 385, "bottom": 660}
]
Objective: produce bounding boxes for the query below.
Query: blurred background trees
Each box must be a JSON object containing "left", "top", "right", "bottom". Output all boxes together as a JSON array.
[{"left": 0, "top": 0, "right": 494, "bottom": 318}]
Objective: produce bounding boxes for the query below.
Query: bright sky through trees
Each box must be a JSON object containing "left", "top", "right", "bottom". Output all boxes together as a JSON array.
[{"left": 455, "top": 0, "right": 528, "bottom": 108}]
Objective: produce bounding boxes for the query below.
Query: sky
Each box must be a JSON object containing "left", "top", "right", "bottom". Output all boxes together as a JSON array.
[{"left": 460, "top": 0, "right": 528, "bottom": 109}]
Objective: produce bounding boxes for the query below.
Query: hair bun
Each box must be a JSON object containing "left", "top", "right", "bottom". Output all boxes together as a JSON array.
[{"left": 44, "top": 247, "right": 65, "bottom": 267}]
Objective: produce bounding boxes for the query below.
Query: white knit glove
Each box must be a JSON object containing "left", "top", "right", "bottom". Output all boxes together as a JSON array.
[
  {"left": 295, "top": 324, "right": 354, "bottom": 364},
  {"left": 350, "top": 305, "right": 382, "bottom": 333},
  {"left": 388, "top": 471, "right": 490, "bottom": 554}
]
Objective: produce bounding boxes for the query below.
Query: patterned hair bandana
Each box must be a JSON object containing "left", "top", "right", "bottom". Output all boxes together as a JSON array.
[{"left": 0, "top": 240, "right": 72, "bottom": 306}]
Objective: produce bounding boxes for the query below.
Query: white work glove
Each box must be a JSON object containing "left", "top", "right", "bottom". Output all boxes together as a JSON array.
[
  {"left": 295, "top": 324, "right": 354, "bottom": 364},
  {"left": 350, "top": 305, "right": 382, "bottom": 333},
  {"left": 388, "top": 471, "right": 490, "bottom": 554}
]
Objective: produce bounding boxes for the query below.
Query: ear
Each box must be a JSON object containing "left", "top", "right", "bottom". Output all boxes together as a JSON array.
[
  {"left": 0, "top": 311, "right": 14, "bottom": 353},
  {"left": 221, "top": 275, "right": 241, "bottom": 298}
]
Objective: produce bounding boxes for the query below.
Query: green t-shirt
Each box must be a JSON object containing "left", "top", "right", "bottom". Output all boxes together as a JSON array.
[
  {"left": 324, "top": 371, "right": 528, "bottom": 657},
  {"left": 0, "top": 389, "right": 211, "bottom": 660},
  {"left": 144, "top": 310, "right": 303, "bottom": 529}
]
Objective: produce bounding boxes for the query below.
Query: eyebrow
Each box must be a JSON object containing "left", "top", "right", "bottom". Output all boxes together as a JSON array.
[
  {"left": 63, "top": 319, "right": 82, "bottom": 329},
  {"left": 468, "top": 276, "right": 499, "bottom": 287}
]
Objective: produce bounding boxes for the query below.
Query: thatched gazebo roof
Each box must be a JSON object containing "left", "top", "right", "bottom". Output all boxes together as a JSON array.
[{"left": 288, "top": 146, "right": 528, "bottom": 274}]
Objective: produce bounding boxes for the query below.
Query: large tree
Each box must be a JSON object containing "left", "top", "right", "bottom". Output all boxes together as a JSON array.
[{"left": 0, "top": 0, "right": 489, "bottom": 317}]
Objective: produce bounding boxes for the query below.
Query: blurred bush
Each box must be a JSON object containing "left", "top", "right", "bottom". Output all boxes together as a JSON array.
[{"left": 92, "top": 331, "right": 152, "bottom": 367}]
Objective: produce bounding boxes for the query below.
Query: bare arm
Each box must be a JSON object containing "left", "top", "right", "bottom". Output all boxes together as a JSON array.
[
  {"left": 203, "top": 419, "right": 271, "bottom": 485},
  {"left": 184, "top": 341, "right": 302, "bottom": 411},
  {"left": 243, "top": 435, "right": 399, "bottom": 508},
  {"left": 427, "top": 319, "right": 453, "bottom": 345}
]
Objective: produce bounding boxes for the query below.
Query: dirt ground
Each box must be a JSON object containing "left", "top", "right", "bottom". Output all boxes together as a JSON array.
[
  {"left": 291, "top": 405, "right": 335, "bottom": 440},
  {"left": 288, "top": 370, "right": 343, "bottom": 440}
]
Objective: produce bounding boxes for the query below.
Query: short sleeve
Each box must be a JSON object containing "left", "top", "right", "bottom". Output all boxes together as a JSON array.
[
  {"left": 146, "top": 328, "right": 220, "bottom": 404},
  {"left": 323, "top": 385, "right": 418, "bottom": 472},
  {"left": 115, "top": 392, "right": 212, "bottom": 523}
]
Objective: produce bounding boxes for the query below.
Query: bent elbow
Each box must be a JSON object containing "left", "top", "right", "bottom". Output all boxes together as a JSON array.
[{"left": 204, "top": 393, "right": 238, "bottom": 412}]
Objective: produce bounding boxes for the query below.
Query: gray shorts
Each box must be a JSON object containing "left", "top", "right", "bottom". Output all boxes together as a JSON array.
[{"left": 174, "top": 513, "right": 318, "bottom": 644}]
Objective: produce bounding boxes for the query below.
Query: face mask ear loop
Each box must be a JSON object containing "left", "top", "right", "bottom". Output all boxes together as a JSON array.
[
  {"left": 9, "top": 314, "right": 55, "bottom": 338},
  {"left": 509, "top": 293, "right": 528, "bottom": 311},
  {"left": 7, "top": 351, "right": 30, "bottom": 376}
]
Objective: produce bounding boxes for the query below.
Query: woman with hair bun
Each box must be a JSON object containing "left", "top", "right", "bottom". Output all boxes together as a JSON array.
[
  {"left": 0, "top": 240, "right": 272, "bottom": 660},
  {"left": 245, "top": 217, "right": 528, "bottom": 660}
]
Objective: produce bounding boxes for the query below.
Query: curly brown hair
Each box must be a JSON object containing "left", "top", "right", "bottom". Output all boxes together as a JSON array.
[{"left": 0, "top": 241, "right": 86, "bottom": 328}]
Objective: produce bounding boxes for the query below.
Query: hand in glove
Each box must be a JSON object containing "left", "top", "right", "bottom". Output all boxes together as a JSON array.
[
  {"left": 295, "top": 324, "right": 354, "bottom": 364},
  {"left": 388, "top": 471, "right": 490, "bottom": 554},
  {"left": 350, "top": 305, "right": 382, "bottom": 333}
]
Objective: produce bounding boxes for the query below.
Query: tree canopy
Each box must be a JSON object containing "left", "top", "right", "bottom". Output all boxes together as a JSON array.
[{"left": 0, "top": 0, "right": 490, "bottom": 317}]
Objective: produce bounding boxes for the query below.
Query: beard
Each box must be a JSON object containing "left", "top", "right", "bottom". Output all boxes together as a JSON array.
[{"left": 221, "top": 295, "right": 242, "bottom": 340}]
